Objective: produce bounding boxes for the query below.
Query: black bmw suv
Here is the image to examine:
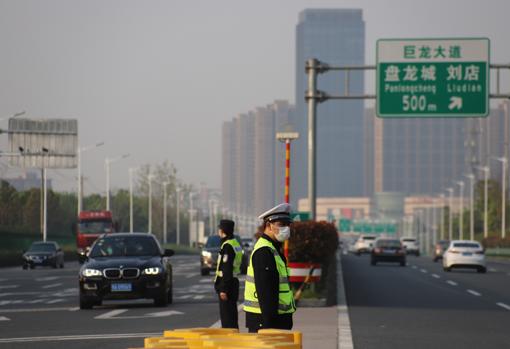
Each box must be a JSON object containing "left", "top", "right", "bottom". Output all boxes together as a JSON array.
[{"left": 79, "top": 233, "right": 174, "bottom": 309}]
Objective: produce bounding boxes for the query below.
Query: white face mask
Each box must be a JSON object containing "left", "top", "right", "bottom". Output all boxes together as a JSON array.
[{"left": 275, "top": 226, "right": 291, "bottom": 242}]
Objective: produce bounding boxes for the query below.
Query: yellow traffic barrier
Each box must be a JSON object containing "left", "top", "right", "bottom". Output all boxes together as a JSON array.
[{"left": 139, "top": 327, "right": 302, "bottom": 349}]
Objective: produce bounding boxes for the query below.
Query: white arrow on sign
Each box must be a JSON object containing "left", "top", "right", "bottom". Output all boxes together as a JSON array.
[
  {"left": 95, "top": 309, "right": 184, "bottom": 320},
  {"left": 448, "top": 96, "right": 463, "bottom": 110}
]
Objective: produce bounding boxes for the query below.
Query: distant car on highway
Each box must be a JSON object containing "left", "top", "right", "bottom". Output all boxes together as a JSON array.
[
  {"left": 400, "top": 237, "right": 420, "bottom": 256},
  {"left": 371, "top": 238, "right": 406, "bottom": 266},
  {"left": 200, "top": 235, "right": 247, "bottom": 276},
  {"left": 79, "top": 233, "right": 174, "bottom": 309},
  {"left": 241, "top": 237, "right": 255, "bottom": 253},
  {"left": 442, "top": 240, "right": 486, "bottom": 273},
  {"left": 433, "top": 240, "right": 450, "bottom": 262},
  {"left": 22, "top": 241, "right": 64, "bottom": 269},
  {"left": 353, "top": 234, "right": 377, "bottom": 255}
]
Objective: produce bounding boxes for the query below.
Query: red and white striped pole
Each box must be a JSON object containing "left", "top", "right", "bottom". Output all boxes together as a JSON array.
[
  {"left": 284, "top": 139, "right": 291, "bottom": 260},
  {"left": 285, "top": 139, "right": 291, "bottom": 204},
  {"left": 277, "top": 131, "right": 299, "bottom": 260}
]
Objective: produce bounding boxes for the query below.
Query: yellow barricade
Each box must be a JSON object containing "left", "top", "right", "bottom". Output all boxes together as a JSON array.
[{"left": 136, "top": 327, "right": 302, "bottom": 349}]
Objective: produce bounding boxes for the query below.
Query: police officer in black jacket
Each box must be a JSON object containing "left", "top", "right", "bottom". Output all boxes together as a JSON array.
[
  {"left": 244, "top": 203, "right": 295, "bottom": 333},
  {"left": 214, "top": 219, "right": 242, "bottom": 329}
]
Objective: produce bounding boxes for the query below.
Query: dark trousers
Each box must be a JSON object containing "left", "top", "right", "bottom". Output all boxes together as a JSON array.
[{"left": 218, "top": 278, "right": 239, "bottom": 329}]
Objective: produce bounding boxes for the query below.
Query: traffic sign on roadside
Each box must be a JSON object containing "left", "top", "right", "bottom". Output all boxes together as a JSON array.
[
  {"left": 377, "top": 38, "right": 490, "bottom": 118},
  {"left": 291, "top": 211, "right": 311, "bottom": 222}
]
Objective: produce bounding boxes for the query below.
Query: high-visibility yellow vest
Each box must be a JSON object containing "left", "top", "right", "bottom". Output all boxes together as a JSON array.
[
  {"left": 243, "top": 237, "right": 296, "bottom": 314},
  {"left": 215, "top": 238, "right": 243, "bottom": 281}
]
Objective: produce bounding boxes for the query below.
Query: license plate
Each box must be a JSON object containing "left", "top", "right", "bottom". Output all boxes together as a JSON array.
[
  {"left": 462, "top": 252, "right": 473, "bottom": 256},
  {"left": 111, "top": 283, "right": 132, "bottom": 292},
  {"left": 383, "top": 249, "right": 395, "bottom": 254}
]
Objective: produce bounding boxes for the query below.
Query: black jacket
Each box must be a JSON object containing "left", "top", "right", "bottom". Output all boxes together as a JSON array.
[
  {"left": 245, "top": 234, "right": 293, "bottom": 331},
  {"left": 214, "top": 237, "right": 237, "bottom": 293}
]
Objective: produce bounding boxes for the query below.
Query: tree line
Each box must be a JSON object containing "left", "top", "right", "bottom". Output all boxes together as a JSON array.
[{"left": 0, "top": 161, "right": 196, "bottom": 245}]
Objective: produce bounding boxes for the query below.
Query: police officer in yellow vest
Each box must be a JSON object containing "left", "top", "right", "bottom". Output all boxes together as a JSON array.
[
  {"left": 244, "top": 203, "right": 296, "bottom": 333},
  {"left": 214, "top": 219, "right": 243, "bottom": 328}
]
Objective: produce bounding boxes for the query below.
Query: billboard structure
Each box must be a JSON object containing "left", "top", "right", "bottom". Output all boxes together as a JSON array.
[
  {"left": 8, "top": 118, "right": 78, "bottom": 168},
  {"left": 6, "top": 118, "right": 78, "bottom": 242}
]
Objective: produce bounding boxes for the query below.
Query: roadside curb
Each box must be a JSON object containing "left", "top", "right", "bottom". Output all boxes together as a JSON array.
[{"left": 336, "top": 251, "right": 353, "bottom": 349}]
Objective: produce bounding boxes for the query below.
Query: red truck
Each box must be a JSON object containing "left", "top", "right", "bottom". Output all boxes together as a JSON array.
[{"left": 75, "top": 210, "right": 115, "bottom": 263}]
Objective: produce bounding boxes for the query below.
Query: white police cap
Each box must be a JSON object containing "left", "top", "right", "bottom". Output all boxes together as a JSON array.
[{"left": 258, "top": 203, "right": 292, "bottom": 223}]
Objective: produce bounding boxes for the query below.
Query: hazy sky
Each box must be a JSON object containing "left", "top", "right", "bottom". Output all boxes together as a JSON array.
[{"left": 1, "top": 0, "right": 509, "bottom": 194}]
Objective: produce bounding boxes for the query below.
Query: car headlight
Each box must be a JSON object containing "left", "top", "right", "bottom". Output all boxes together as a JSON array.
[
  {"left": 201, "top": 251, "right": 212, "bottom": 258},
  {"left": 143, "top": 267, "right": 161, "bottom": 275},
  {"left": 82, "top": 268, "right": 102, "bottom": 277}
]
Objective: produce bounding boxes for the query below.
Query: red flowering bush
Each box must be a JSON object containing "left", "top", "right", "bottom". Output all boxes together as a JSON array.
[{"left": 288, "top": 221, "right": 338, "bottom": 263}]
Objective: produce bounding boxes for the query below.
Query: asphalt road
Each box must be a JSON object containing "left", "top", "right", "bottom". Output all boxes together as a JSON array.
[
  {"left": 0, "top": 255, "right": 238, "bottom": 349},
  {"left": 342, "top": 253, "right": 510, "bottom": 349}
]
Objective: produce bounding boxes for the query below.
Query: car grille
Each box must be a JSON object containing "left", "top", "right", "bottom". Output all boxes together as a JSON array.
[
  {"left": 104, "top": 269, "right": 121, "bottom": 279},
  {"left": 103, "top": 268, "right": 140, "bottom": 279},
  {"left": 121, "top": 268, "right": 140, "bottom": 279}
]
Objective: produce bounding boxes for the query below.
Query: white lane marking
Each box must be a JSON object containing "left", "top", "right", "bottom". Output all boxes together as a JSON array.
[
  {"left": 0, "top": 332, "right": 162, "bottom": 343},
  {"left": 28, "top": 299, "right": 45, "bottom": 304},
  {"left": 193, "top": 295, "right": 205, "bottom": 300},
  {"left": 337, "top": 251, "right": 354, "bottom": 349},
  {"left": 46, "top": 299, "right": 65, "bottom": 304},
  {"left": 95, "top": 309, "right": 184, "bottom": 320},
  {"left": 412, "top": 266, "right": 417, "bottom": 269},
  {"left": 489, "top": 268, "right": 497, "bottom": 272},
  {"left": 0, "top": 285, "right": 19, "bottom": 290},
  {"left": 446, "top": 280, "right": 458, "bottom": 286},
  {"left": 95, "top": 309, "right": 128, "bottom": 319},
  {"left": 431, "top": 274, "right": 441, "bottom": 279},
  {"left": 185, "top": 273, "right": 199, "bottom": 279},
  {"left": 175, "top": 295, "right": 193, "bottom": 300},
  {"left": 42, "top": 283, "right": 63, "bottom": 289},
  {"left": 420, "top": 269, "right": 427, "bottom": 273},
  {"left": 0, "top": 316, "right": 10, "bottom": 321},
  {"left": 69, "top": 307, "right": 80, "bottom": 311},
  {"left": 467, "top": 289, "right": 481, "bottom": 297},
  {"left": 0, "top": 307, "right": 77, "bottom": 313},
  {"left": 496, "top": 302, "right": 510, "bottom": 311},
  {"left": 199, "top": 279, "right": 214, "bottom": 283},
  {"left": 35, "top": 277, "right": 59, "bottom": 282}
]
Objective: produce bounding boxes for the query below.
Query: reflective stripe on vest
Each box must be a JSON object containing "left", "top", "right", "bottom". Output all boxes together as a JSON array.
[
  {"left": 215, "top": 238, "right": 243, "bottom": 282},
  {"left": 243, "top": 238, "right": 296, "bottom": 315}
]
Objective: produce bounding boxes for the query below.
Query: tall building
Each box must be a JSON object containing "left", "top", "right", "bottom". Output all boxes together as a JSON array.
[
  {"left": 363, "top": 106, "right": 506, "bottom": 195},
  {"left": 222, "top": 101, "right": 295, "bottom": 232},
  {"left": 293, "top": 9, "right": 366, "bottom": 207},
  {"left": 272, "top": 101, "right": 296, "bottom": 205}
]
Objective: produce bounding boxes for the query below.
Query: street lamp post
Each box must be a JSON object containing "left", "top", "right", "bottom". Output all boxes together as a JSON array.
[
  {"left": 446, "top": 188, "right": 454, "bottom": 241},
  {"left": 455, "top": 181, "right": 465, "bottom": 240},
  {"left": 105, "top": 154, "right": 130, "bottom": 211},
  {"left": 475, "top": 166, "right": 490, "bottom": 239},
  {"left": 77, "top": 142, "right": 104, "bottom": 215},
  {"left": 439, "top": 194, "right": 445, "bottom": 240},
  {"left": 491, "top": 157, "right": 507, "bottom": 239},
  {"left": 176, "top": 187, "right": 181, "bottom": 245},
  {"left": 464, "top": 174, "right": 475, "bottom": 241},
  {"left": 163, "top": 181, "right": 169, "bottom": 244},
  {"left": 128, "top": 167, "right": 139, "bottom": 233},
  {"left": 189, "top": 192, "right": 195, "bottom": 247},
  {"left": 148, "top": 173, "right": 155, "bottom": 234}
]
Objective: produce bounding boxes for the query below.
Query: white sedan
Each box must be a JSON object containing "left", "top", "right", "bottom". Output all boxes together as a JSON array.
[{"left": 442, "top": 240, "right": 486, "bottom": 273}]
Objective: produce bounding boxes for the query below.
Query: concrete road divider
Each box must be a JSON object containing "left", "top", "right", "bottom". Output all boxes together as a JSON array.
[{"left": 131, "top": 327, "right": 302, "bottom": 349}]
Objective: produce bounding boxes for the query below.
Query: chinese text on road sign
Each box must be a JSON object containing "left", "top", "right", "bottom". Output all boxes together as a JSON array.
[{"left": 377, "top": 38, "right": 490, "bottom": 118}]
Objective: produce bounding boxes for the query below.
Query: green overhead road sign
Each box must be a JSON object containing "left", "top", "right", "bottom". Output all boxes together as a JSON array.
[
  {"left": 291, "top": 212, "right": 311, "bottom": 222},
  {"left": 377, "top": 38, "right": 490, "bottom": 118},
  {"left": 339, "top": 218, "right": 352, "bottom": 232},
  {"left": 350, "top": 220, "right": 398, "bottom": 234}
]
